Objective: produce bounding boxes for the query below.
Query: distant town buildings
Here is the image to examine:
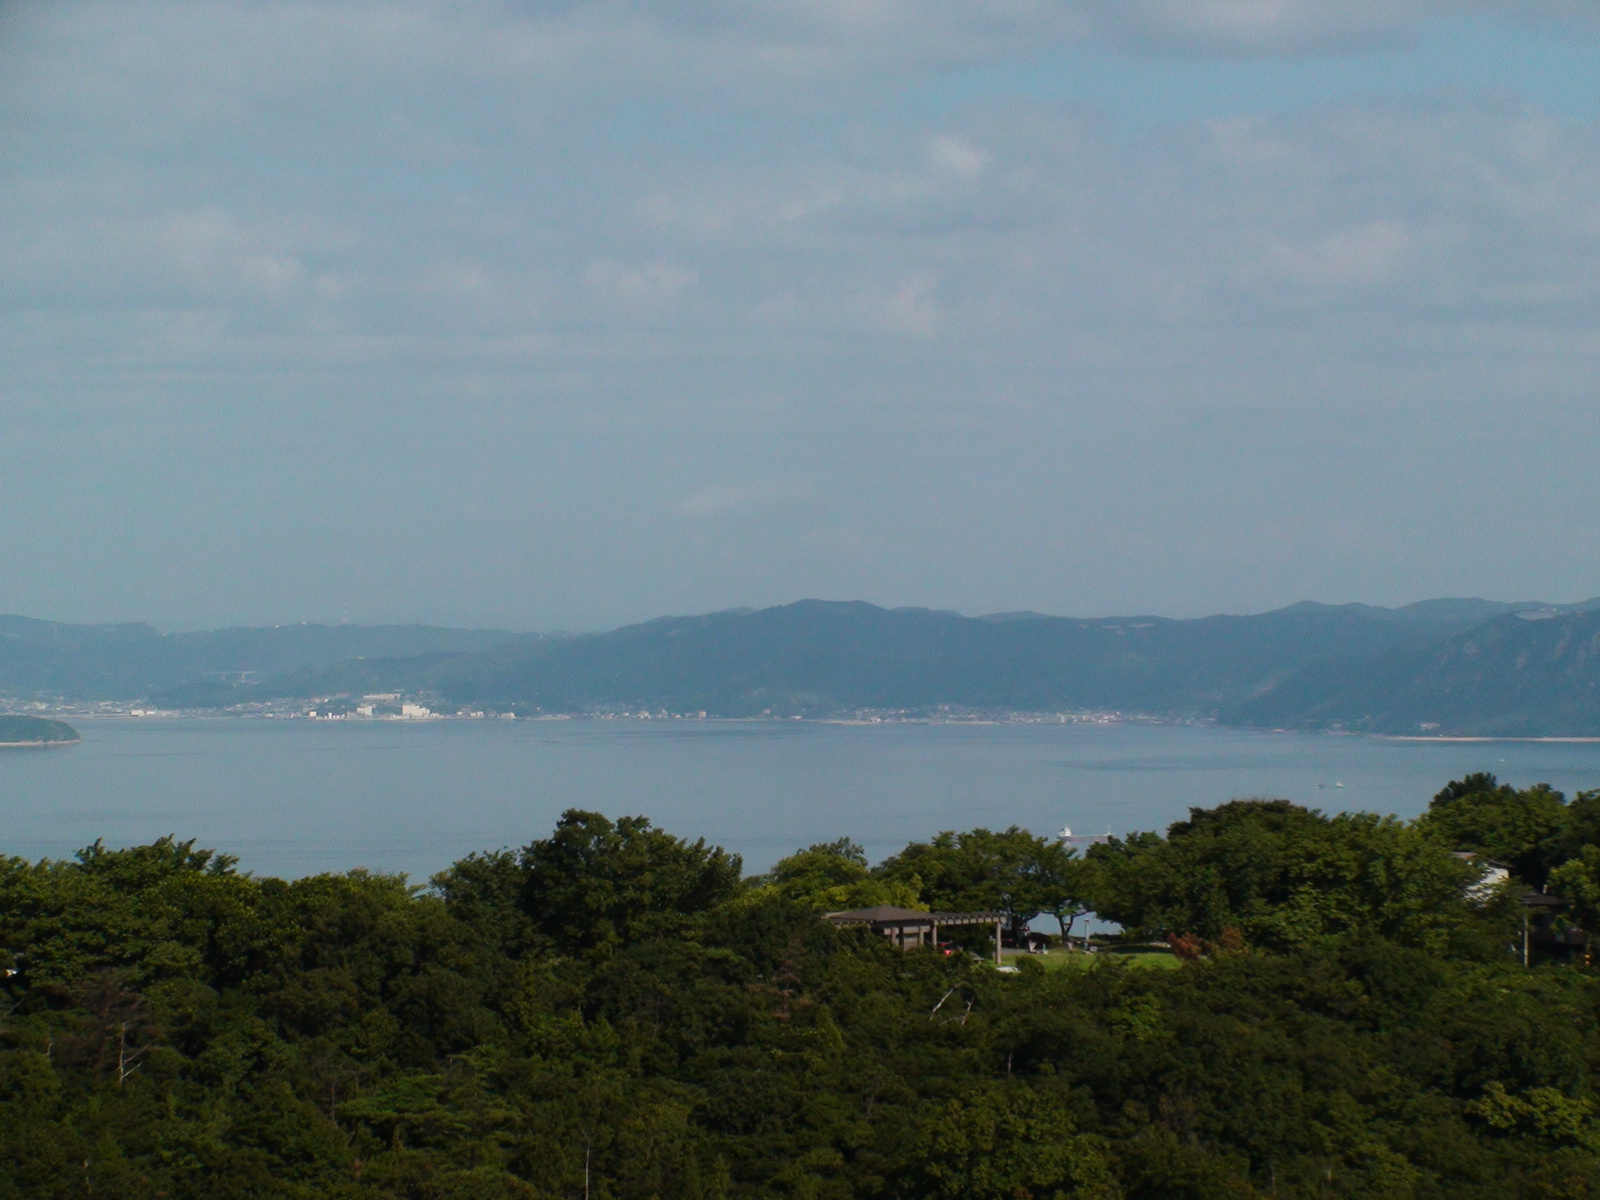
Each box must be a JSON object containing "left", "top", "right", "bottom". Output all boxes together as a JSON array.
[{"left": 2, "top": 693, "right": 1191, "bottom": 727}]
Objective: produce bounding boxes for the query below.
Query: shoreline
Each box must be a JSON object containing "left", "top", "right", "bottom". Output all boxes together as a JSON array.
[
  {"left": 9, "top": 712, "right": 1600, "bottom": 742},
  {"left": 1377, "top": 735, "right": 1600, "bottom": 744},
  {"left": 7, "top": 710, "right": 1181, "bottom": 727}
]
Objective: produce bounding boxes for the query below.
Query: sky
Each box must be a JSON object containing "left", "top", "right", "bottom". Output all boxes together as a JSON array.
[{"left": 0, "top": 1, "right": 1597, "bottom": 632}]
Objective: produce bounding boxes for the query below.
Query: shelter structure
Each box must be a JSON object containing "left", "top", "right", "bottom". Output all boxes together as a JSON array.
[
  {"left": 823, "top": 905, "right": 1007, "bottom": 965},
  {"left": 1520, "top": 890, "right": 1584, "bottom": 964}
]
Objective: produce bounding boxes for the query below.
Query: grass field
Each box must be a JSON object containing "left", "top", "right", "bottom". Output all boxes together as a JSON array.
[{"left": 1002, "top": 946, "right": 1182, "bottom": 971}]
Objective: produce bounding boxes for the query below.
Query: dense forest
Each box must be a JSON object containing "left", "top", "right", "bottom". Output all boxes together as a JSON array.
[{"left": 4, "top": 776, "right": 1600, "bottom": 1198}]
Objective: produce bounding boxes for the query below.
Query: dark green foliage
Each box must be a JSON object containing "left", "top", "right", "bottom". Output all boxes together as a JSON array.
[
  {"left": 0, "top": 716, "right": 77, "bottom": 745},
  {"left": 3, "top": 791, "right": 1600, "bottom": 1198},
  {"left": 889, "top": 1085, "right": 1118, "bottom": 1199},
  {"left": 1420, "top": 773, "right": 1600, "bottom": 889},
  {"left": 1086, "top": 799, "right": 1491, "bottom": 952},
  {"left": 752, "top": 839, "right": 923, "bottom": 913},
  {"left": 878, "top": 826, "right": 1091, "bottom": 938},
  {"left": 765, "top": 838, "right": 869, "bottom": 897},
  {"left": 519, "top": 811, "right": 744, "bottom": 955}
]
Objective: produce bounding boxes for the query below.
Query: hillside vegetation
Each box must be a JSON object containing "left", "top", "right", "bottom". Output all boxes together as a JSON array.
[
  {"left": 1230, "top": 610, "right": 1600, "bottom": 735},
  {"left": 6, "top": 599, "right": 1600, "bottom": 734},
  {"left": 332, "top": 599, "right": 1600, "bottom": 734},
  {"left": 0, "top": 715, "right": 78, "bottom": 745},
  {"left": 281, "top": 599, "right": 1495, "bottom": 718},
  {"left": 3, "top": 776, "right": 1600, "bottom": 1197}
]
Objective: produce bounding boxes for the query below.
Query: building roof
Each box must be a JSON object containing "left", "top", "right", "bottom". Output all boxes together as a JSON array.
[
  {"left": 825, "top": 905, "right": 928, "bottom": 923},
  {"left": 824, "top": 906, "right": 1005, "bottom": 928}
]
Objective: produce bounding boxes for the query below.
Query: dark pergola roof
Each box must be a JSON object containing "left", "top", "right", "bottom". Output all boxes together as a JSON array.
[{"left": 824, "top": 906, "right": 1004, "bottom": 929}]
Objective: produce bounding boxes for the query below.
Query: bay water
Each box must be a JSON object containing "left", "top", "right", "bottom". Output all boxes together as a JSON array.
[{"left": 4, "top": 718, "right": 1600, "bottom": 882}]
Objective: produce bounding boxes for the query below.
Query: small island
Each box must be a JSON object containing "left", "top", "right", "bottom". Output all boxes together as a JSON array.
[{"left": 0, "top": 715, "right": 80, "bottom": 746}]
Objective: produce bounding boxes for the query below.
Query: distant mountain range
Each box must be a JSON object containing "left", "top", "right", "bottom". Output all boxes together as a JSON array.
[
  {"left": 0, "top": 615, "right": 530, "bottom": 704},
  {"left": 1227, "top": 607, "right": 1600, "bottom": 736},
  {"left": 5, "top": 597, "right": 1600, "bottom": 734},
  {"left": 278, "top": 599, "right": 1515, "bottom": 718}
]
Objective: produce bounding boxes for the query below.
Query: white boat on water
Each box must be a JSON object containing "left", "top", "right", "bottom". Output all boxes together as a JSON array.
[{"left": 1058, "top": 826, "right": 1112, "bottom": 843}]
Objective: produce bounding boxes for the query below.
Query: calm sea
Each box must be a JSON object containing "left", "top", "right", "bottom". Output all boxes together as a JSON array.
[{"left": 4, "top": 719, "right": 1600, "bottom": 881}]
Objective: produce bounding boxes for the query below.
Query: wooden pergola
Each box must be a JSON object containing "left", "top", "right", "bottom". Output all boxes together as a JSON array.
[{"left": 823, "top": 905, "right": 1007, "bottom": 965}]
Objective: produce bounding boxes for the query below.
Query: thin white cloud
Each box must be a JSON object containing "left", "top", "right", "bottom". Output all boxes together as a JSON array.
[
  {"left": 585, "top": 259, "right": 700, "bottom": 308},
  {"left": 929, "top": 134, "right": 991, "bottom": 181},
  {"left": 513, "top": 0, "right": 1599, "bottom": 60},
  {"left": 1258, "top": 220, "right": 1418, "bottom": 287},
  {"left": 1081, "top": 0, "right": 1456, "bottom": 54},
  {"left": 677, "top": 480, "right": 805, "bottom": 517},
  {"left": 160, "top": 210, "right": 309, "bottom": 298},
  {"left": 857, "top": 272, "right": 943, "bottom": 338}
]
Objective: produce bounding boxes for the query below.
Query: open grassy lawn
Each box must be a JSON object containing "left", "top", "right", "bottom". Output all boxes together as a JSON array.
[{"left": 1004, "top": 946, "right": 1182, "bottom": 971}]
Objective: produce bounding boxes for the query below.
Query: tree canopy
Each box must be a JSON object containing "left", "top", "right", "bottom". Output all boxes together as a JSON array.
[
  {"left": 1419, "top": 773, "right": 1600, "bottom": 888},
  {"left": 877, "top": 826, "right": 1092, "bottom": 937},
  {"left": 0, "top": 788, "right": 1599, "bottom": 1198},
  {"left": 1085, "top": 799, "right": 1499, "bottom": 953}
]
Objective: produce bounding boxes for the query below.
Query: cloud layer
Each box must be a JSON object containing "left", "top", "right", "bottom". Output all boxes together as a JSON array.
[{"left": 0, "top": 1, "right": 1596, "bottom": 627}]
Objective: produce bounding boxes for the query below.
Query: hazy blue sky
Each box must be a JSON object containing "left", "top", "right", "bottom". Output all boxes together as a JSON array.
[{"left": 1, "top": 1, "right": 1597, "bottom": 631}]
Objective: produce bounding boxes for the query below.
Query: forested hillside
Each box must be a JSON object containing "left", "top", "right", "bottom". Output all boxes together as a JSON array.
[
  {"left": 6, "top": 599, "right": 1600, "bottom": 734},
  {"left": 4, "top": 777, "right": 1600, "bottom": 1198},
  {"left": 0, "top": 715, "right": 77, "bottom": 745},
  {"left": 1231, "top": 609, "right": 1600, "bottom": 735},
  {"left": 285, "top": 599, "right": 1488, "bottom": 717}
]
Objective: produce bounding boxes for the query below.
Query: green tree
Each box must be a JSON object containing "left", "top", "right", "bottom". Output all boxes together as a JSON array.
[
  {"left": 1420, "top": 774, "right": 1570, "bottom": 887},
  {"left": 892, "top": 1086, "right": 1118, "bottom": 1200},
  {"left": 6, "top": 793, "right": 1600, "bottom": 1198},
  {"left": 1087, "top": 799, "right": 1486, "bottom": 952},
  {"left": 519, "top": 810, "right": 743, "bottom": 955},
  {"left": 1548, "top": 846, "right": 1600, "bottom": 956},
  {"left": 432, "top": 848, "right": 542, "bottom": 956},
  {"left": 755, "top": 839, "right": 922, "bottom": 912},
  {"left": 0, "top": 836, "right": 269, "bottom": 993},
  {"left": 1033, "top": 839, "right": 1094, "bottom": 940},
  {"left": 1548, "top": 789, "right": 1600, "bottom": 870},
  {"left": 878, "top": 826, "right": 1089, "bottom": 940}
]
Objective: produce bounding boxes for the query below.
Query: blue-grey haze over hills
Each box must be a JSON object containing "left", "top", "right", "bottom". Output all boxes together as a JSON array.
[
  {"left": 1, "top": 3, "right": 1599, "bottom": 635},
  {"left": 6, "top": 596, "right": 1600, "bottom": 736}
]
